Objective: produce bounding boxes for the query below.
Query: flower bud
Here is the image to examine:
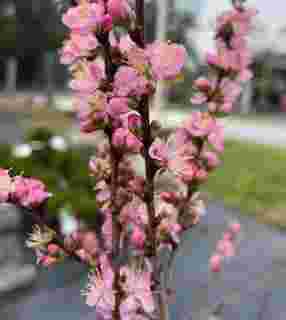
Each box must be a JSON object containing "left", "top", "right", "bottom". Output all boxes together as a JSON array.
[{"left": 209, "top": 254, "right": 222, "bottom": 273}]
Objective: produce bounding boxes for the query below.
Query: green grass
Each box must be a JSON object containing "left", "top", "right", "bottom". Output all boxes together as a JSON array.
[{"left": 204, "top": 139, "right": 286, "bottom": 229}]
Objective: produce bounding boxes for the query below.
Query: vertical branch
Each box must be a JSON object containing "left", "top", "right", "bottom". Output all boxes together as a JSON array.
[
  {"left": 99, "top": 21, "right": 122, "bottom": 319},
  {"left": 133, "top": 0, "right": 157, "bottom": 258},
  {"left": 133, "top": 2, "right": 169, "bottom": 320}
]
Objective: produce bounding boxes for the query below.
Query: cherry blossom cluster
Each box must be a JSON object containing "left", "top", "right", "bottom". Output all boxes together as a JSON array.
[
  {"left": 191, "top": 3, "right": 257, "bottom": 113},
  {"left": 209, "top": 222, "right": 241, "bottom": 273},
  {"left": 26, "top": 225, "right": 100, "bottom": 267},
  {"left": 0, "top": 169, "right": 51, "bottom": 208},
  {"left": 16, "top": 1, "right": 257, "bottom": 320}
]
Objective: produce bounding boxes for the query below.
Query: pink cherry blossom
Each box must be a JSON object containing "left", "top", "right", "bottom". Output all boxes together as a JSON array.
[
  {"left": 209, "top": 254, "right": 222, "bottom": 273},
  {"left": 70, "top": 62, "right": 105, "bottom": 94},
  {"left": 183, "top": 112, "right": 215, "bottom": 137},
  {"left": 107, "top": 0, "right": 131, "bottom": 22},
  {"left": 120, "top": 111, "right": 142, "bottom": 131},
  {"left": 62, "top": 2, "right": 105, "bottom": 34},
  {"left": 130, "top": 226, "right": 146, "bottom": 249},
  {"left": 216, "top": 7, "right": 257, "bottom": 38},
  {"left": 81, "top": 231, "right": 99, "bottom": 258},
  {"left": 125, "top": 46, "right": 149, "bottom": 74},
  {"left": 120, "top": 266, "right": 155, "bottom": 315},
  {"left": 107, "top": 98, "right": 130, "bottom": 121},
  {"left": 201, "top": 150, "right": 220, "bottom": 169},
  {"left": 216, "top": 239, "right": 235, "bottom": 257},
  {"left": 112, "top": 128, "right": 143, "bottom": 153},
  {"left": 120, "top": 197, "right": 148, "bottom": 226},
  {"left": 146, "top": 41, "right": 187, "bottom": 80},
  {"left": 119, "top": 34, "right": 135, "bottom": 53},
  {"left": 84, "top": 257, "right": 115, "bottom": 317},
  {"left": 102, "top": 212, "right": 113, "bottom": 251},
  {"left": 149, "top": 138, "right": 169, "bottom": 165},
  {"left": 12, "top": 176, "right": 51, "bottom": 208},
  {"left": 229, "top": 222, "right": 241, "bottom": 235},
  {"left": 60, "top": 33, "right": 98, "bottom": 65},
  {"left": 208, "top": 122, "right": 224, "bottom": 153},
  {"left": 113, "top": 66, "right": 149, "bottom": 97}
]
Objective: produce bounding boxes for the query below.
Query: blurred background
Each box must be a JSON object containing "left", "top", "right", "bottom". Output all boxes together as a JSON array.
[{"left": 1, "top": 0, "right": 286, "bottom": 319}]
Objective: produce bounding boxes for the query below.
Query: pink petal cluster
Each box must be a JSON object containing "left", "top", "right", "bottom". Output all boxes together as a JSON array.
[
  {"left": 113, "top": 66, "right": 149, "bottom": 98},
  {"left": 0, "top": 170, "right": 51, "bottom": 209},
  {"left": 60, "top": 33, "right": 98, "bottom": 65},
  {"left": 70, "top": 61, "right": 105, "bottom": 94},
  {"left": 62, "top": 2, "right": 105, "bottom": 34},
  {"left": 191, "top": 6, "right": 257, "bottom": 113},
  {"left": 112, "top": 128, "right": 143, "bottom": 153},
  {"left": 120, "top": 266, "right": 155, "bottom": 319},
  {"left": 107, "top": 0, "right": 131, "bottom": 22},
  {"left": 84, "top": 255, "right": 115, "bottom": 318},
  {"left": 146, "top": 41, "right": 187, "bottom": 80},
  {"left": 209, "top": 222, "right": 241, "bottom": 273},
  {"left": 12, "top": 176, "right": 51, "bottom": 209}
]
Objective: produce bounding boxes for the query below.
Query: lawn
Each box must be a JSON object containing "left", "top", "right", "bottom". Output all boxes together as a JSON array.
[{"left": 204, "top": 139, "right": 286, "bottom": 229}]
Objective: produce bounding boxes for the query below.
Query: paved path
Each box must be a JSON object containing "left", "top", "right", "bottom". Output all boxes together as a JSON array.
[{"left": 1, "top": 202, "right": 286, "bottom": 320}]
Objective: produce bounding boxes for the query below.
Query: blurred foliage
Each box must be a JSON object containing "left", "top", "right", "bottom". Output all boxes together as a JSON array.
[
  {"left": 0, "top": 127, "right": 98, "bottom": 223},
  {"left": 0, "top": 15, "right": 16, "bottom": 57},
  {"left": 205, "top": 139, "right": 286, "bottom": 229},
  {"left": 167, "top": 67, "right": 196, "bottom": 106}
]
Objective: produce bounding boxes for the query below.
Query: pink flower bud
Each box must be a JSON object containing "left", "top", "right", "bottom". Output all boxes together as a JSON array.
[
  {"left": 229, "top": 222, "right": 241, "bottom": 235},
  {"left": 194, "top": 77, "right": 211, "bottom": 91},
  {"left": 130, "top": 227, "right": 146, "bottom": 249},
  {"left": 47, "top": 244, "right": 60, "bottom": 255},
  {"left": 126, "top": 133, "right": 142, "bottom": 153},
  {"left": 223, "top": 231, "right": 233, "bottom": 241},
  {"left": 195, "top": 169, "right": 208, "bottom": 182},
  {"left": 209, "top": 254, "right": 222, "bottom": 273},
  {"left": 81, "top": 231, "right": 98, "bottom": 256},
  {"left": 112, "top": 128, "right": 126, "bottom": 148},
  {"left": 107, "top": 0, "right": 130, "bottom": 21},
  {"left": 101, "top": 14, "right": 113, "bottom": 32}
]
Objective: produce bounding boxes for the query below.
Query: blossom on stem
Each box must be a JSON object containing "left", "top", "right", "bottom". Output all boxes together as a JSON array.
[
  {"left": 120, "top": 266, "right": 155, "bottom": 316},
  {"left": 12, "top": 176, "right": 51, "bottom": 208},
  {"left": 107, "top": 0, "right": 131, "bottom": 22},
  {"left": 112, "top": 128, "right": 143, "bottom": 153},
  {"left": 70, "top": 61, "right": 105, "bottom": 94},
  {"left": 84, "top": 256, "right": 115, "bottom": 318},
  {"left": 60, "top": 33, "right": 98, "bottom": 65},
  {"left": 62, "top": 1, "right": 105, "bottom": 34},
  {"left": 113, "top": 66, "right": 149, "bottom": 98},
  {"left": 146, "top": 41, "right": 187, "bottom": 81}
]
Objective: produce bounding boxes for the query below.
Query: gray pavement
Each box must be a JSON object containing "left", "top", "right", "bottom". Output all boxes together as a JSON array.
[{"left": 1, "top": 202, "right": 286, "bottom": 320}]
